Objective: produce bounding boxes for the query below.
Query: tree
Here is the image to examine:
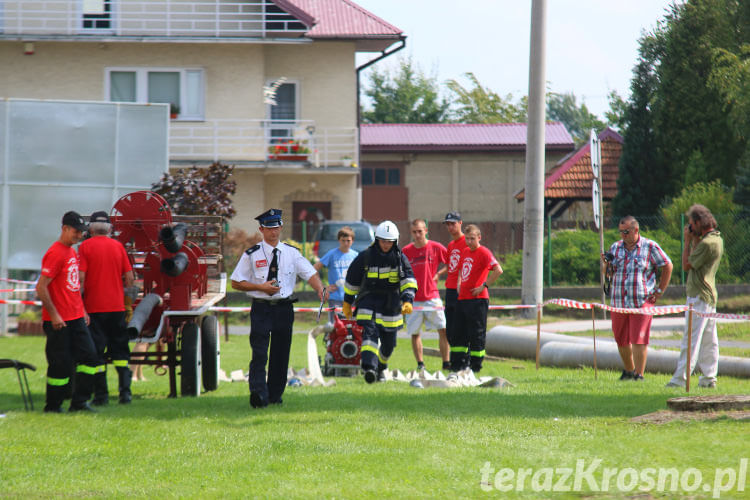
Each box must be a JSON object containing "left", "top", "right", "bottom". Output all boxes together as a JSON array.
[
  {"left": 445, "top": 72, "right": 526, "bottom": 123},
  {"left": 546, "top": 91, "right": 606, "bottom": 147},
  {"left": 612, "top": 31, "right": 665, "bottom": 218},
  {"left": 604, "top": 90, "right": 628, "bottom": 132},
  {"left": 361, "top": 58, "right": 450, "bottom": 123},
  {"left": 709, "top": 45, "right": 750, "bottom": 142},
  {"left": 652, "top": 0, "right": 747, "bottom": 187},
  {"left": 614, "top": 0, "right": 749, "bottom": 216},
  {"left": 151, "top": 162, "right": 237, "bottom": 218}
]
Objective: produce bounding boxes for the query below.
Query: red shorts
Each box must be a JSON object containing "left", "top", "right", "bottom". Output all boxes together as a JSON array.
[{"left": 611, "top": 305, "right": 653, "bottom": 346}]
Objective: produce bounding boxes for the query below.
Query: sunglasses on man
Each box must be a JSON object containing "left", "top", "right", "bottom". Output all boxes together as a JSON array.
[{"left": 620, "top": 229, "right": 631, "bottom": 235}]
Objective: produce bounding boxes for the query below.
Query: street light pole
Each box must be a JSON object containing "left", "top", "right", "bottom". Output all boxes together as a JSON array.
[{"left": 521, "top": 0, "right": 548, "bottom": 317}]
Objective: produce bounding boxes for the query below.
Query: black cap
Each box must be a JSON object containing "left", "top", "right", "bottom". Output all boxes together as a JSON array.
[
  {"left": 90, "top": 211, "right": 110, "bottom": 224},
  {"left": 444, "top": 211, "right": 462, "bottom": 223},
  {"left": 255, "top": 208, "right": 283, "bottom": 228},
  {"left": 62, "top": 211, "right": 87, "bottom": 232}
]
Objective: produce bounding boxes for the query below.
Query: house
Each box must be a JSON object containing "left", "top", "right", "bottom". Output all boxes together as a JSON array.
[
  {"left": 0, "top": 0, "right": 404, "bottom": 238},
  {"left": 515, "top": 127, "right": 623, "bottom": 222},
  {"left": 359, "top": 122, "right": 575, "bottom": 252}
]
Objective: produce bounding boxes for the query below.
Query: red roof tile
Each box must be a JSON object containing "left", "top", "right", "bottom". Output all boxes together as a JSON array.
[
  {"left": 360, "top": 123, "right": 575, "bottom": 152},
  {"left": 275, "top": 0, "right": 403, "bottom": 44},
  {"left": 515, "top": 127, "right": 622, "bottom": 201}
]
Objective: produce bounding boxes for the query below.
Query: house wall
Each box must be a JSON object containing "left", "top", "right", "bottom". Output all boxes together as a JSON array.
[
  {"left": 0, "top": 41, "right": 355, "bottom": 126},
  {"left": 222, "top": 168, "right": 358, "bottom": 236},
  {"left": 361, "top": 151, "right": 569, "bottom": 223},
  {"left": 2, "top": 38, "right": 360, "bottom": 236},
  {"left": 264, "top": 43, "right": 356, "bottom": 127}
]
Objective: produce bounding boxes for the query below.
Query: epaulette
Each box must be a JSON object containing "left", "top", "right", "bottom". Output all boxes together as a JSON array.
[
  {"left": 284, "top": 241, "right": 301, "bottom": 251},
  {"left": 244, "top": 244, "right": 261, "bottom": 255}
]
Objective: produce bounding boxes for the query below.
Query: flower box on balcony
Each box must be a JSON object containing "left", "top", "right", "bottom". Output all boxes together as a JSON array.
[
  {"left": 268, "top": 139, "right": 310, "bottom": 162},
  {"left": 268, "top": 154, "right": 309, "bottom": 161}
]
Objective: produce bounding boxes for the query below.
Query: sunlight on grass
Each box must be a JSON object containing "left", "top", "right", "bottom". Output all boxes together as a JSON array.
[{"left": 1, "top": 331, "right": 748, "bottom": 498}]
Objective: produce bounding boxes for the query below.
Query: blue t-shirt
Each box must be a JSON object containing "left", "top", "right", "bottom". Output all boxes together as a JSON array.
[{"left": 320, "top": 248, "right": 358, "bottom": 301}]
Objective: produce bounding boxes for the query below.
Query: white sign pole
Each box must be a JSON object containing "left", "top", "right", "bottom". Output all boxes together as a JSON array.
[{"left": 591, "top": 129, "right": 606, "bottom": 317}]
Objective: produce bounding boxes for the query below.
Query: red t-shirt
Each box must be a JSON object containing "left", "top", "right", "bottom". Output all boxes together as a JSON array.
[
  {"left": 40, "top": 241, "right": 85, "bottom": 321},
  {"left": 458, "top": 245, "right": 498, "bottom": 300},
  {"left": 402, "top": 240, "right": 447, "bottom": 301},
  {"left": 445, "top": 235, "right": 468, "bottom": 290},
  {"left": 78, "top": 235, "right": 132, "bottom": 313}
]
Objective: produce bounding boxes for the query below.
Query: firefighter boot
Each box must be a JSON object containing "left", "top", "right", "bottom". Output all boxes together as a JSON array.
[
  {"left": 92, "top": 370, "right": 109, "bottom": 406},
  {"left": 69, "top": 369, "right": 96, "bottom": 412},
  {"left": 363, "top": 370, "right": 377, "bottom": 384},
  {"left": 44, "top": 383, "right": 67, "bottom": 413},
  {"left": 117, "top": 366, "right": 133, "bottom": 404}
]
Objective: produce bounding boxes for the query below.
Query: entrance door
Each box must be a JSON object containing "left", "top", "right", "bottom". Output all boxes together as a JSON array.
[
  {"left": 361, "top": 162, "right": 408, "bottom": 222},
  {"left": 292, "top": 201, "right": 331, "bottom": 242}
]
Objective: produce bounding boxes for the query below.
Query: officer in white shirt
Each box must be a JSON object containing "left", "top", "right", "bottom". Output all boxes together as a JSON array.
[{"left": 231, "top": 209, "right": 324, "bottom": 408}]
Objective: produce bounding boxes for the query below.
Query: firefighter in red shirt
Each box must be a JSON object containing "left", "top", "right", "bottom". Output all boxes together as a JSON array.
[
  {"left": 453, "top": 224, "right": 503, "bottom": 373},
  {"left": 36, "top": 211, "right": 99, "bottom": 413},
  {"left": 443, "top": 212, "right": 467, "bottom": 369},
  {"left": 402, "top": 218, "right": 448, "bottom": 370},
  {"left": 79, "top": 211, "right": 136, "bottom": 405}
]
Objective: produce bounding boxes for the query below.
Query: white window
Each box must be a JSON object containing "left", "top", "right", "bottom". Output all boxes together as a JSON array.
[
  {"left": 82, "top": 0, "right": 112, "bottom": 31},
  {"left": 106, "top": 68, "right": 205, "bottom": 120},
  {"left": 266, "top": 81, "right": 299, "bottom": 140}
]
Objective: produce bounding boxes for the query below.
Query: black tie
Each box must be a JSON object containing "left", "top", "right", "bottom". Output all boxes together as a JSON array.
[{"left": 268, "top": 248, "right": 279, "bottom": 283}]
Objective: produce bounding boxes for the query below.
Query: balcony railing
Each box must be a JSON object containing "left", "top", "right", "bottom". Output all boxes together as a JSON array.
[
  {"left": 169, "top": 119, "right": 359, "bottom": 168},
  {"left": 0, "top": 1, "right": 309, "bottom": 39}
]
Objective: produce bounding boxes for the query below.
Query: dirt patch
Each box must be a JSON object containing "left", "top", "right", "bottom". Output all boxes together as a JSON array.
[
  {"left": 667, "top": 394, "right": 750, "bottom": 412},
  {"left": 631, "top": 409, "right": 750, "bottom": 424}
]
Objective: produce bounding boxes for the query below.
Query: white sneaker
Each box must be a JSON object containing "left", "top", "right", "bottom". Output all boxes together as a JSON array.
[
  {"left": 665, "top": 380, "right": 684, "bottom": 388},
  {"left": 699, "top": 379, "right": 717, "bottom": 388}
]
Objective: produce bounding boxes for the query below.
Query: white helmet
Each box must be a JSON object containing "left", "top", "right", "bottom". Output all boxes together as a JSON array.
[{"left": 375, "top": 220, "right": 399, "bottom": 241}]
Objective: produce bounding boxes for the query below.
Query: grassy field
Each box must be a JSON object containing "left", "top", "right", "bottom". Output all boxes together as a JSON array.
[{"left": 1, "top": 326, "right": 748, "bottom": 499}]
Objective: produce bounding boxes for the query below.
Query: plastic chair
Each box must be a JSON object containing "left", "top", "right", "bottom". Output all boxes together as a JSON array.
[{"left": 0, "top": 359, "right": 36, "bottom": 410}]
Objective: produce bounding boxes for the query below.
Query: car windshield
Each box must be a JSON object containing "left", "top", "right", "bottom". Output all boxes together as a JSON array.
[{"left": 321, "top": 223, "right": 371, "bottom": 241}]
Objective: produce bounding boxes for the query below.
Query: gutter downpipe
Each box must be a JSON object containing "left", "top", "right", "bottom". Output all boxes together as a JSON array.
[{"left": 354, "top": 37, "right": 406, "bottom": 220}]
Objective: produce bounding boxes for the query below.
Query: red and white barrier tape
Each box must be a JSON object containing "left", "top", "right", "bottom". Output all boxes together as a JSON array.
[
  {"left": 596, "top": 303, "right": 689, "bottom": 316},
  {"left": 0, "top": 288, "right": 36, "bottom": 293},
  {"left": 698, "top": 311, "right": 750, "bottom": 321},
  {"left": 3, "top": 297, "right": 742, "bottom": 321},
  {"left": 544, "top": 298, "right": 593, "bottom": 310},
  {"left": 0, "top": 277, "right": 37, "bottom": 285},
  {"left": 0, "top": 299, "right": 41, "bottom": 306}
]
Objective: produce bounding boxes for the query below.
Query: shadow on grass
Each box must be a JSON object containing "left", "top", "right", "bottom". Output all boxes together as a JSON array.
[{"left": 0, "top": 386, "right": 678, "bottom": 422}]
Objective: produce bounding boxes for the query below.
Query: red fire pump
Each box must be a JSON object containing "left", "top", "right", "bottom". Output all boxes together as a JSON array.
[
  {"left": 322, "top": 315, "right": 364, "bottom": 376},
  {"left": 110, "top": 191, "right": 226, "bottom": 397}
]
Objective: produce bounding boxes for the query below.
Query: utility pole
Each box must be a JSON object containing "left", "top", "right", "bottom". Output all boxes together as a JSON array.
[{"left": 521, "top": 0, "right": 547, "bottom": 317}]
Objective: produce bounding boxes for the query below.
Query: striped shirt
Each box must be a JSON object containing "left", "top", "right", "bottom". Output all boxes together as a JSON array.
[{"left": 608, "top": 236, "right": 671, "bottom": 308}]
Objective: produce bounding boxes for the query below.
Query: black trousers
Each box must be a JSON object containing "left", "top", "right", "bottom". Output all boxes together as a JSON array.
[
  {"left": 44, "top": 317, "right": 99, "bottom": 410},
  {"left": 450, "top": 298, "right": 488, "bottom": 372},
  {"left": 444, "top": 288, "right": 458, "bottom": 344},
  {"left": 249, "top": 300, "right": 294, "bottom": 404},
  {"left": 89, "top": 311, "right": 129, "bottom": 363},
  {"left": 89, "top": 311, "right": 130, "bottom": 400},
  {"left": 359, "top": 320, "right": 397, "bottom": 372}
]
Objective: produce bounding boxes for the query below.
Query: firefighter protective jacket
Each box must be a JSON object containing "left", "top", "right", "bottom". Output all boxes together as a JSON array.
[{"left": 343, "top": 243, "right": 417, "bottom": 330}]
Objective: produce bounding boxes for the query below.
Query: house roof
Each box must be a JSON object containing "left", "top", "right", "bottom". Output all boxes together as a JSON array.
[
  {"left": 515, "top": 127, "right": 623, "bottom": 201},
  {"left": 360, "top": 123, "right": 575, "bottom": 153},
  {"left": 275, "top": 0, "right": 404, "bottom": 51}
]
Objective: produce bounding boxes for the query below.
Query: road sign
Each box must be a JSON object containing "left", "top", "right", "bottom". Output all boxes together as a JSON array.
[
  {"left": 589, "top": 129, "right": 601, "bottom": 178},
  {"left": 592, "top": 179, "right": 601, "bottom": 230}
]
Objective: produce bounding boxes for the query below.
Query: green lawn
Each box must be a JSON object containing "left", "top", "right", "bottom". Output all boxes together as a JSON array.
[{"left": 1, "top": 331, "right": 748, "bottom": 499}]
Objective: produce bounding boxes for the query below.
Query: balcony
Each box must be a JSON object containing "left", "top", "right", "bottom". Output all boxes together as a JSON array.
[
  {"left": 169, "top": 119, "right": 359, "bottom": 168},
  {"left": 0, "top": 1, "right": 309, "bottom": 40}
]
